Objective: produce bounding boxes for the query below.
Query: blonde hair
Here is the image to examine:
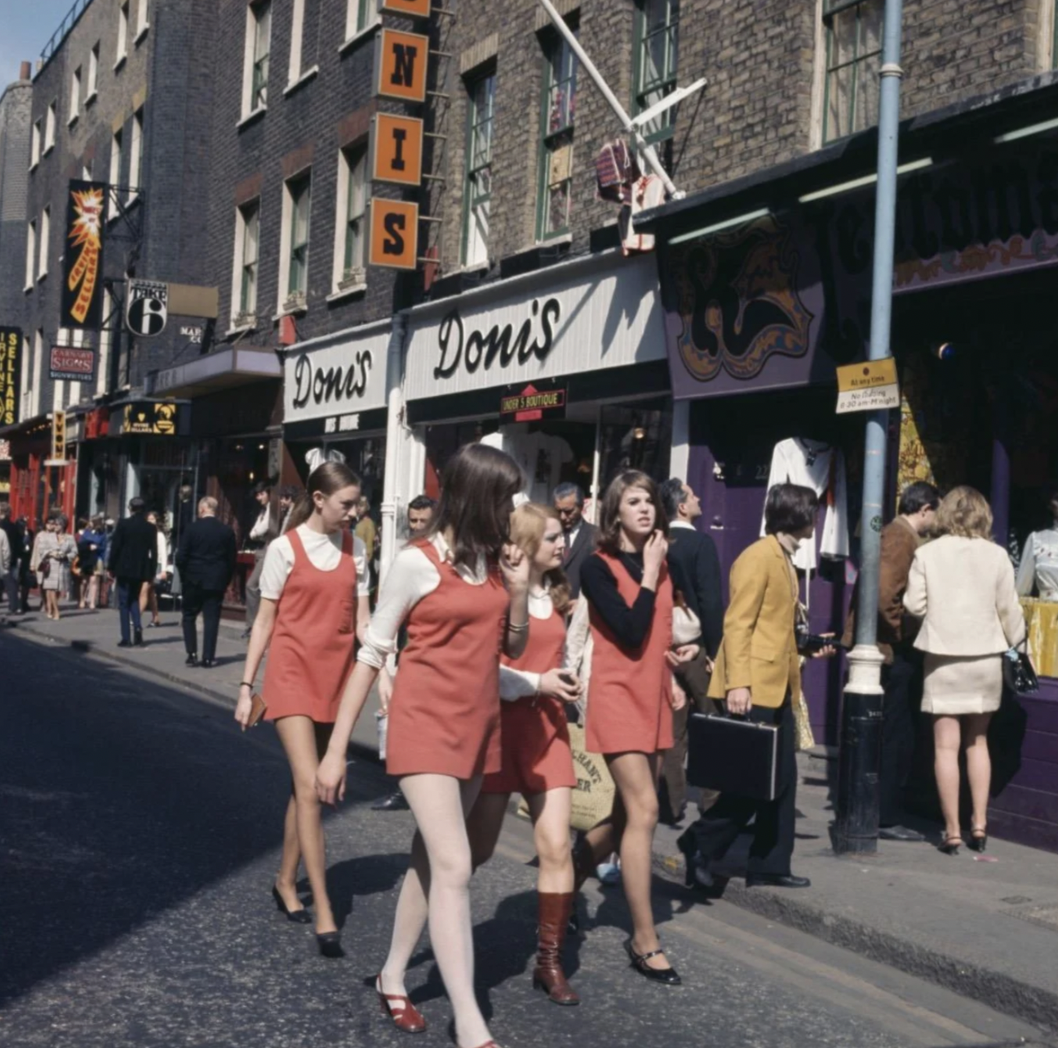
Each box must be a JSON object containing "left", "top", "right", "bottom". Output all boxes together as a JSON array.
[
  {"left": 510, "top": 502, "right": 571, "bottom": 617},
  {"left": 935, "top": 485, "right": 993, "bottom": 540}
]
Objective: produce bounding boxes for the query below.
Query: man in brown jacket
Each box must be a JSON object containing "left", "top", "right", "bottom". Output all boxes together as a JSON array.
[{"left": 843, "top": 481, "right": 939, "bottom": 840}]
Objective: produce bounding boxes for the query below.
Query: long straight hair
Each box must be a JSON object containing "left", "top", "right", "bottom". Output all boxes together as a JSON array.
[
  {"left": 286, "top": 462, "right": 363, "bottom": 531},
  {"left": 596, "top": 470, "right": 667, "bottom": 556},
  {"left": 428, "top": 442, "right": 525, "bottom": 570},
  {"left": 509, "top": 502, "right": 571, "bottom": 616}
]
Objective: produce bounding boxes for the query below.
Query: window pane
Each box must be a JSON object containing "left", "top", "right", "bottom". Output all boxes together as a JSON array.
[{"left": 823, "top": 0, "right": 883, "bottom": 142}]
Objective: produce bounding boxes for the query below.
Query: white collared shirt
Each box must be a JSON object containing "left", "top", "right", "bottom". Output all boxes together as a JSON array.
[{"left": 669, "top": 520, "right": 695, "bottom": 531}]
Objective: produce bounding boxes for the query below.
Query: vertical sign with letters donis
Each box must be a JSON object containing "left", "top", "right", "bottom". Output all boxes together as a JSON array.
[
  {"left": 61, "top": 181, "right": 106, "bottom": 330},
  {"left": 0, "top": 327, "right": 22, "bottom": 426}
]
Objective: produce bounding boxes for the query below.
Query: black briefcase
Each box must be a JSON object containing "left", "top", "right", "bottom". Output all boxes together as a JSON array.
[{"left": 687, "top": 713, "right": 779, "bottom": 802}]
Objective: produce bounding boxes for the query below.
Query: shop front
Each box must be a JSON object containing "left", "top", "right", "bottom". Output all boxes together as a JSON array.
[
  {"left": 2, "top": 414, "right": 76, "bottom": 526},
  {"left": 399, "top": 251, "right": 672, "bottom": 524},
  {"left": 644, "top": 95, "right": 1058, "bottom": 851},
  {"left": 281, "top": 320, "right": 393, "bottom": 543}
]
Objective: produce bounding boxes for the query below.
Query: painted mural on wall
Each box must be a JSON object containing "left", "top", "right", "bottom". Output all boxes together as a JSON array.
[{"left": 662, "top": 138, "right": 1058, "bottom": 399}]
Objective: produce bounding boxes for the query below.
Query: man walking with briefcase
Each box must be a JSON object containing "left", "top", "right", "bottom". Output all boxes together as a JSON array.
[{"left": 679, "top": 483, "right": 832, "bottom": 890}]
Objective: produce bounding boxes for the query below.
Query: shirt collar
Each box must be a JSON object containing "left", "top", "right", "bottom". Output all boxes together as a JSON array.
[{"left": 670, "top": 520, "right": 696, "bottom": 531}]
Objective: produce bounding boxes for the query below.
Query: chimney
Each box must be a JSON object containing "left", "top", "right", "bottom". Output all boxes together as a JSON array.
[{"left": 20, "top": 61, "right": 31, "bottom": 81}]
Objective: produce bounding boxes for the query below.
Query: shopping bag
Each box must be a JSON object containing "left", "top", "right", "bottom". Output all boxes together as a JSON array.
[{"left": 567, "top": 722, "right": 615, "bottom": 832}]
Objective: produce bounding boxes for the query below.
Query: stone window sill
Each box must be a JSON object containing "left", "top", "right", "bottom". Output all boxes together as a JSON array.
[
  {"left": 135, "top": 25, "right": 149, "bottom": 46},
  {"left": 326, "top": 283, "right": 368, "bottom": 304},
  {"left": 339, "top": 22, "right": 379, "bottom": 55},
  {"left": 283, "top": 65, "right": 319, "bottom": 98},
  {"left": 237, "top": 106, "right": 267, "bottom": 131},
  {"left": 114, "top": 54, "right": 127, "bottom": 73}
]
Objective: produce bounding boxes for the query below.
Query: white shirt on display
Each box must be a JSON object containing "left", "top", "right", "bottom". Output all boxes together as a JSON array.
[{"left": 1016, "top": 526, "right": 1058, "bottom": 601}]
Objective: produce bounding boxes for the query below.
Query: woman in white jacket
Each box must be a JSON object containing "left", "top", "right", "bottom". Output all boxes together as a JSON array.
[{"left": 904, "top": 486, "right": 1026, "bottom": 855}]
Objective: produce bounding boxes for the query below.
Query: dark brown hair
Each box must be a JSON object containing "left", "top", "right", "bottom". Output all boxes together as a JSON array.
[
  {"left": 428, "top": 442, "right": 524, "bottom": 570},
  {"left": 287, "top": 462, "right": 362, "bottom": 531},
  {"left": 596, "top": 470, "right": 668, "bottom": 555},
  {"left": 509, "top": 503, "right": 571, "bottom": 616},
  {"left": 764, "top": 483, "right": 818, "bottom": 535}
]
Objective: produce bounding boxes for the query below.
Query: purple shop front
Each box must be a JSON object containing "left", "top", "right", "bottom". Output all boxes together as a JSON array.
[{"left": 656, "top": 135, "right": 1058, "bottom": 850}]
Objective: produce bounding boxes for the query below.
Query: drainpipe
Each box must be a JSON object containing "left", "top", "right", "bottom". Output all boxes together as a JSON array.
[
  {"left": 833, "top": 0, "right": 905, "bottom": 855},
  {"left": 378, "top": 313, "right": 407, "bottom": 589}
]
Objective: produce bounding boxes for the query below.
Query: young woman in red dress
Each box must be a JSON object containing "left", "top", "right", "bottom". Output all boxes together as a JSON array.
[
  {"left": 316, "top": 443, "right": 530, "bottom": 1048},
  {"left": 575, "top": 470, "right": 684, "bottom": 985},
  {"left": 466, "top": 503, "right": 582, "bottom": 1006},
  {"left": 234, "top": 462, "right": 370, "bottom": 957}
]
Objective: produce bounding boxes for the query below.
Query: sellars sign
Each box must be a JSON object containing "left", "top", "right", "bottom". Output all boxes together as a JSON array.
[
  {"left": 500, "top": 383, "right": 566, "bottom": 422},
  {"left": 49, "top": 346, "right": 96, "bottom": 382},
  {"left": 121, "top": 401, "right": 179, "bottom": 436},
  {"left": 61, "top": 181, "right": 106, "bottom": 329},
  {"left": 375, "top": 28, "right": 429, "bottom": 103},
  {"left": 0, "top": 327, "right": 21, "bottom": 426},
  {"left": 368, "top": 199, "right": 419, "bottom": 270},
  {"left": 371, "top": 113, "right": 424, "bottom": 187}
]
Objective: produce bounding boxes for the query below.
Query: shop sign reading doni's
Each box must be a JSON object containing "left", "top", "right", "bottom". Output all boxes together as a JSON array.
[
  {"left": 291, "top": 349, "right": 374, "bottom": 411},
  {"left": 434, "top": 298, "right": 562, "bottom": 379}
]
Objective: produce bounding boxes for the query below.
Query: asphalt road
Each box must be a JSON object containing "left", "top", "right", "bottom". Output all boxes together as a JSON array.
[{"left": 1, "top": 628, "right": 1053, "bottom": 1048}]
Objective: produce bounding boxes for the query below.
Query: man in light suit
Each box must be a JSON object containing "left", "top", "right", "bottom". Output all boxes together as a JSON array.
[
  {"left": 658, "top": 477, "right": 724, "bottom": 825},
  {"left": 553, "top": 483, "right": 596, "bottom": 601},
  {"left": 679, "top": 483, "right": 825, "bottom": 890}
]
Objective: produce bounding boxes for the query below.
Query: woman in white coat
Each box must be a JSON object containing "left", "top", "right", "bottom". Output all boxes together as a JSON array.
[{"left": 904, "top": 486, "right": 1026, "bottom": 855}]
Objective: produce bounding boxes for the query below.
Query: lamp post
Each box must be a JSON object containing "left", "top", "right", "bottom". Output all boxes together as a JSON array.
[{"left": 833, "top": 0, "right": 905, "bottom": 855}]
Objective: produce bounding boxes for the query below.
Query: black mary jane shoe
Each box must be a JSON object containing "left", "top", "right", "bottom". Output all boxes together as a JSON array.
[
  {"left": 317, "top": 931, "right": 344, "bottom": 959},
  {"left": 271, "top": 885, "right": 312, "bottom": 924},
  {"left": 625, "top": 941, "right": 681, "bottom": 986}
]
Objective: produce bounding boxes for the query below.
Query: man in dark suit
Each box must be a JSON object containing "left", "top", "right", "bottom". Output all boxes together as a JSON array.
[
  {"left": 177, "top": 496, "right": 237, "bottom": 669},
  {"left": 658, "top": 477, "right": 725, "bottom": 825},
  {"left": 553, "top": 483, "right": 597, "bottom": 601},
  {"left": 108, "top": 497, "right": 158, "bottom": 648}
]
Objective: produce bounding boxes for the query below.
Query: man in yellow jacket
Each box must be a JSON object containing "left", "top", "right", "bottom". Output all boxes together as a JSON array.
[{"left": 678, "top": 483, "right": 821, "bottom": 890}]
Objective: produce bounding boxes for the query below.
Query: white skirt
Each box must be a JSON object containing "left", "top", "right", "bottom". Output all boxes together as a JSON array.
[{"left": 922, "top": 653, "right": 1003, "bottom": 715}]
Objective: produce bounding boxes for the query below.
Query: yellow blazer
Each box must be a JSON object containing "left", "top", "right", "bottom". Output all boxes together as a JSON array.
[{"left": 708, "top": 535, "right": 801, "bottom": 708}]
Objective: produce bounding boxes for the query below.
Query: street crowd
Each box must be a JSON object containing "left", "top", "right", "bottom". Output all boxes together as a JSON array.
[{"left": 0, "top": 441, "right": 1030, "bottom": 1048}]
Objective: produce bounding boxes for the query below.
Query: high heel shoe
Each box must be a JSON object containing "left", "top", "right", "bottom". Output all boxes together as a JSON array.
[
  {"left": 271, "top": 885, "right": 312, "bottom": 924},
  {"left": 938, "top": 835, "right": 962, "bottom": 855},
  {"left": 316, "top": 931, "right": 344, "bottom": 958},
  {"left": 375, "top": 975, "right": 427, "bottom": 1033},
  {"left": 968, "top": 827, "right": 988, "bottom": 853},
  {"left": 625, "top": 940, "right": 681, "bottom": 986}
]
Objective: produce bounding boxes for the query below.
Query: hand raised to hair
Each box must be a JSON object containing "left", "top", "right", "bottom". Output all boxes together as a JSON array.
[
  {"left": 500, "top": 543, "right": 530, "bottom": 591},
  {"left": 642, "top": 530, "right": 669, "bottom": 575}
]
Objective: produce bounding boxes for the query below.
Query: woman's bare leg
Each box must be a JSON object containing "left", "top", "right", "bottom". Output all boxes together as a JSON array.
[
  {"left": 380, "top": 773, "right": 489, "bottom": 1048},
  {"left": 274, "top": 794, "right": 303, "bottom": 912},
  {"left": 933, "top": 715, "right": 963, "bottom": 841},
  {"left": 528, "top": 788, "right": 574, "bottom": 893},
  {"left": 274, "top": 716, "right": 336, "bottom": 934},
  {"left": 606, "top": 751, "right": 667, "bottom": 968},
  {"left": 963, "top": 712, "right": 993, "bottom": 831},
  {"left": 139, "top": 581, "right": 150, "bottom": 614},
  {"left": 467, "top": 791, "right": 511, "bottom": 871}
]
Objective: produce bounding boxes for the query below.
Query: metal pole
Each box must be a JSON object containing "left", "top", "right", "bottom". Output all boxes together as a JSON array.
[
  {"left": 834, "top": 0, "right": 904, "bottom": 856},
  {"left": 534, "top": 0, "right": 683, "bottom": 200}
]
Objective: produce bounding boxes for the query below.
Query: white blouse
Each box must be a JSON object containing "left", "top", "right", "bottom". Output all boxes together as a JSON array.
[
  {"left": 259, "top": 524, "right": 369, "bottom": 601},
  {"left": 357, "top": 533, "right": 489, "bottom": 670},
  {"left": 1017, "top": 527, "right": 1058, "bottom": 601}
]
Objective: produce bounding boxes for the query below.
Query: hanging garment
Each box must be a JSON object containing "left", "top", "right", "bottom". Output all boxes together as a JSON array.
[
  {"left": 619, "top": 175, "right": 665, "bottom": 256},
  {"left": 594, "top": 139, "right": 640, "bottom": 205},
  {"left": 1016, "top": 526, "right": 1058, "bottom": 601},
  {"left": 760, "top": 437, "right": 850, "bottom": 572}
]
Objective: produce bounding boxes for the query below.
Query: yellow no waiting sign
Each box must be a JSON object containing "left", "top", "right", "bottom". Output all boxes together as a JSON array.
[{"left": 835, "top": 358, "right": 900, "bottom": 414}]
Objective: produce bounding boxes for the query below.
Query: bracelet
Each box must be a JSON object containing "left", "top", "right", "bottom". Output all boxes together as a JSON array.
[
  {"left": 507, "top": 620, "right": 529, "bottom": 633},
  {"left": 240, "top": 681, "right": 254, "bottom": 689}
]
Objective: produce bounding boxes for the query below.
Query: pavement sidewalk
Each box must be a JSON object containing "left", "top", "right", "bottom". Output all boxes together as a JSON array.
[
  {"left": 6, "top": 604, "right": 385, "bottom": 754},
  {"left": 9, "top": 602, "right": 1058, "bottom": 1031}
]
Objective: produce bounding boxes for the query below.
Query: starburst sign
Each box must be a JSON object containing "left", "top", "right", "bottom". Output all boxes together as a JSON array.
[{"left": 67, "top": 187, "right": 104, "bottom": 324}]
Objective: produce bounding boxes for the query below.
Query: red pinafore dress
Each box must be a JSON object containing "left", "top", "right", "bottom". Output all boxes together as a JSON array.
[
  {"left": 585, "top": 550, "right": 674, "bottom": 755},
  {"left": 386, "top": 539, "right": 509, "bottom": 779},
  {"left": 481, "top": 604, "right": 577, "bottom": 796},
  {"left": 261, "top": 527, "right": 358, "bottom": 724}
]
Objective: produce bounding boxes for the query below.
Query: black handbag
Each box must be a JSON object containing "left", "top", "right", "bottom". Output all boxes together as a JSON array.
[
  {"left": 1003, "top": 647, "right": 1039, "bottom": 695},
  {"left": 687, "top": 713, "right": 779, "bottom": 802}
]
